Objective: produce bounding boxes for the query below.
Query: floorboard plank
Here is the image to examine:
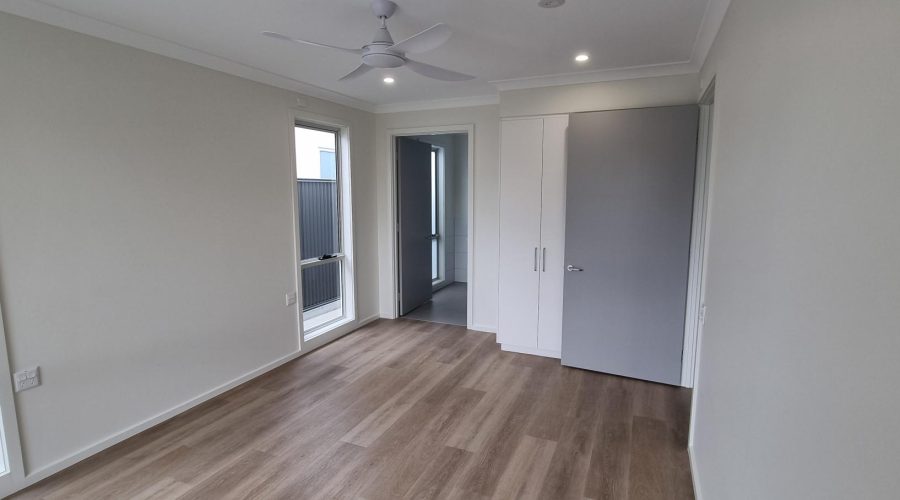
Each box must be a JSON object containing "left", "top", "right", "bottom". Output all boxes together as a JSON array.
[{"left": 12, "top": 319, "right": 694, "bottom": 500}]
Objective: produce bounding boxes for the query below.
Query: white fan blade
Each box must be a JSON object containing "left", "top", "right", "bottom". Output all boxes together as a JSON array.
[
  {"left": 390, "top": 23, "right": 451, "bottom": 54},
  {"left": 405, "top": 59, "right": 474, "bottom": 81},
  {"left": 262, "top": 31, "right": 362, "bottom": 55},
  {"left": 339, "top": 64, "right": 373, "bottom": 81}
]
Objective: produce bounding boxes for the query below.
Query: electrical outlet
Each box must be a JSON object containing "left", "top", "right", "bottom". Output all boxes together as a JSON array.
[
  {"left": 14, "top": 366, "right": 40, "bottom": 392},
  {"left": 285, "top": 292, "right": 297, "bottom": 306}
]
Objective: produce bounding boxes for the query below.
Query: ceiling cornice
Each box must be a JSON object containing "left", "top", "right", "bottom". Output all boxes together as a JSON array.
[
  {"left": 0, "top": 0, "right": 375, "bottom": 112},
  {"left": 688, "top": 0, "right": 732, "bottom": 71},
  {"left": 373, "top": 94, "right": 499, "bottom": 114},
  {"left": 2, "top": 0, "right": 731, "bottom": 114},
  {"left": 490, "top": 61, "right": 698, "bottom": 92},
  {"left": 489, "top": 0, "right": 730, "bottom": 92}
]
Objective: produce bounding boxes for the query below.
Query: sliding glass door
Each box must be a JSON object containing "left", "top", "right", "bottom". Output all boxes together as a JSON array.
[{"left": 295, "top": 123, "right": 351, "bottom": 340}]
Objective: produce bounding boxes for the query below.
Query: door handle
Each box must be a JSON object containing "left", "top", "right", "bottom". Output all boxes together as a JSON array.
[
  {"left": 541, "top": 248, "right": 546, "bottom": 272},
  {"left": 533, "top": 248, "right": 539, "bottom": 271},
  {"left": 566, "top": 265, "right": 584, "bottom": 272}
]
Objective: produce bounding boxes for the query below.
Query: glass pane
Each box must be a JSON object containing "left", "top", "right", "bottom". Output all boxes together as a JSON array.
[
  {"left": 301, "top": 260, "right": 343, "bottom": 336},
  {"left": 431, "top": 239, "right": 438, "bottom": 280},
  {"left": 296, "top": 124, "right": 344, "bottom": 337},
  {"left": 431, "top": 149, "right": 438, "bottom": 280},
  {"left": 431, "top": 150, "right": 437, "bottom": 233},
  {"left": 296, "top": 127, "right": 339, "bottom": 259}
]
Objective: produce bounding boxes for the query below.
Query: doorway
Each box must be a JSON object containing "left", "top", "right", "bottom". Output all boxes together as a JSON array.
[
  {"left": 395, "top": 132, "right": 469, "bottom": 326},
  {"left": 561, "top": 105, "right": 699, "bottom": 386}
]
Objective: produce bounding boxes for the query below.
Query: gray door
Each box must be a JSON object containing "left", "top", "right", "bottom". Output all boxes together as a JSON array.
[
  {"left": 561, "top": 105, "right": 699, "bottom": 385},
  {"left": 397, "top": 137, "right": 433, "bottom": 315}
]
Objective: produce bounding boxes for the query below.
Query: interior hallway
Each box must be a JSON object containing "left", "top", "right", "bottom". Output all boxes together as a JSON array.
[
  {"left": 403, "top": 282, "right": 467, "bottom": 327},
  {"left": 13, "top": 319, "right": 693, "bottom": 499}
]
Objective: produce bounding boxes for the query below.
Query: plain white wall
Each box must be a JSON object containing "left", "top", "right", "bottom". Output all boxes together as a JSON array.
[
  {"left": 0, "top": 12, "right": 377, "bottom": 477},
  {"left": 452, "top": 135, "right": 469, "bottom": 283},
  {"left": 690, "top": 1, "right": 900, "bottom": 498},
  {"left": 375, "top": 107, "right": 499, "bottom": 331}
]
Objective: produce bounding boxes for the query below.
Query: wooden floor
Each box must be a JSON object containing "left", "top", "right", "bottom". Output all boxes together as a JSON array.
[{"left": 14, "top": 319, "right": 694, "bottom": 500}]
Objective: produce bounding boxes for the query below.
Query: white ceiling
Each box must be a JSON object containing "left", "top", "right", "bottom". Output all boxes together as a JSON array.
[{"left": 2, "top": 0, "right": 729, "bottom": 112}]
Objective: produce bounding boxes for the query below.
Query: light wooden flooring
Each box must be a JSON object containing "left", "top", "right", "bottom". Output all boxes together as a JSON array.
[{"left": 13, "top": 319, "right": 694, "bottom": 500}]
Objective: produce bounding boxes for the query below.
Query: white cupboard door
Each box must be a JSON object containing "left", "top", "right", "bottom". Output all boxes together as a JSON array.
[
  {"left": 537, "top": 115, "right": 569, "bottom": 353},
  {"left": 498, "top": 119, "right": 544, "bottom": 348}
]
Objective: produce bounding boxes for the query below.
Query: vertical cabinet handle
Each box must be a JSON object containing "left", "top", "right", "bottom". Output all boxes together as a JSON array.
[
  {"left": 533, "top": 247, "right": 538, "bottom": 271},
  {"left": 542, "top": 248, "right": 547, "bottom": 272}
]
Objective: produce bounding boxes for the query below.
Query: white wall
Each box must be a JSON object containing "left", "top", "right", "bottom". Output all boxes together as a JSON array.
[
  {"left": 375, "top": 107, "right": 499, "bottom": 331},
  {"left": 452, "top": 135, "right": 469, "bottom": 283},
  {"left": 499, "top": 74, "right": 699, "bottom": 117},
  {"left": 690, "top": 1, "right": 900, "bottom": 498},
  {"left": 0, "top": 11, "right": 377, "bottom": 479}
]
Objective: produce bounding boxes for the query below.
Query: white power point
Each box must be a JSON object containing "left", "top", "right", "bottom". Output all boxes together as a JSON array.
[
  {"left": 14, "top": 366, "right": 40, "bottom": 392},
  {"left": 285, "top": 292, "right": 297, "bottom": 306}
]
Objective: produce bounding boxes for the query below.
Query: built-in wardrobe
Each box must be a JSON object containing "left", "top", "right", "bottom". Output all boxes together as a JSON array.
[
  {"left": 498, "top": 106, "right": 699, "bottom": 385},
  {"left": 498, "top": 115, "right": 569, "bottom": 357}
]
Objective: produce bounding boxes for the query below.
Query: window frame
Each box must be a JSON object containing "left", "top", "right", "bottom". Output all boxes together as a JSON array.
[
  {"left": 292, "top": 118, "right": 356, "bottom": 348},
  {"left": 430, "top": 147, "right": 439, "bottom": 282}
]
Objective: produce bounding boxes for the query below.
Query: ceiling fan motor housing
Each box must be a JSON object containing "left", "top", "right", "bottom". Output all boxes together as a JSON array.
[
  {"left": 363, "top": 23, "right": 403, "bottom": 68},
  {"left": 362, "top": 47, "right": 405, "bottom": 68}
]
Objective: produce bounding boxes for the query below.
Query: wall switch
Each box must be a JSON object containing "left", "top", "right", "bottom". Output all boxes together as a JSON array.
[
  {"left": 285, "top": 292, "right": 297, "bottom": 306},
  {"left": 14, "top": 366, "right": 40, "bottom": 392}
]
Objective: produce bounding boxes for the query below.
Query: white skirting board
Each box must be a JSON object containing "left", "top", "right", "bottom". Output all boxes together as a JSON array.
[
  {"left": 469, "top": 323, "right": 497, "bottom": 334},
  {"left": 18, "top": 314, "right": 380, "bottom": 491},
  {"left": 500, "top": 343, "right": 561, "bottom": 359}
]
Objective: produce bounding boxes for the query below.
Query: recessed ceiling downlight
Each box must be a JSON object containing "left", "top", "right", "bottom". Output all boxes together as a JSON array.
[
  {"left": 538, "top": 0, "right": 565, "bottom": 8},
  {"left": 575, "top": 53, "right": 590, "bottom": 63},
  {"left": 383, "top": 76, "right": 395, "bottom": 84}
]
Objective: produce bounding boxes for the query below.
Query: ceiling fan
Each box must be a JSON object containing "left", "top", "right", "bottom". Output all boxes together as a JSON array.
[{"left": 263, "top": 0, "right": 474, "bottom": 82}]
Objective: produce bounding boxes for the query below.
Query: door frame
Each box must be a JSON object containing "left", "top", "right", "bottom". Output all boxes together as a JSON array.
[
  {"left": 289, "top": 110, "right": 359, "bottom": 353},
  {"left": 681, "top": 79, "right": 716, "bottom": 388},
  {"left": 0, "top": 300, "right": 26, "bottom": 497},
  {"left": 386, "top": 124, "right": 475, "bottom": 328}
]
